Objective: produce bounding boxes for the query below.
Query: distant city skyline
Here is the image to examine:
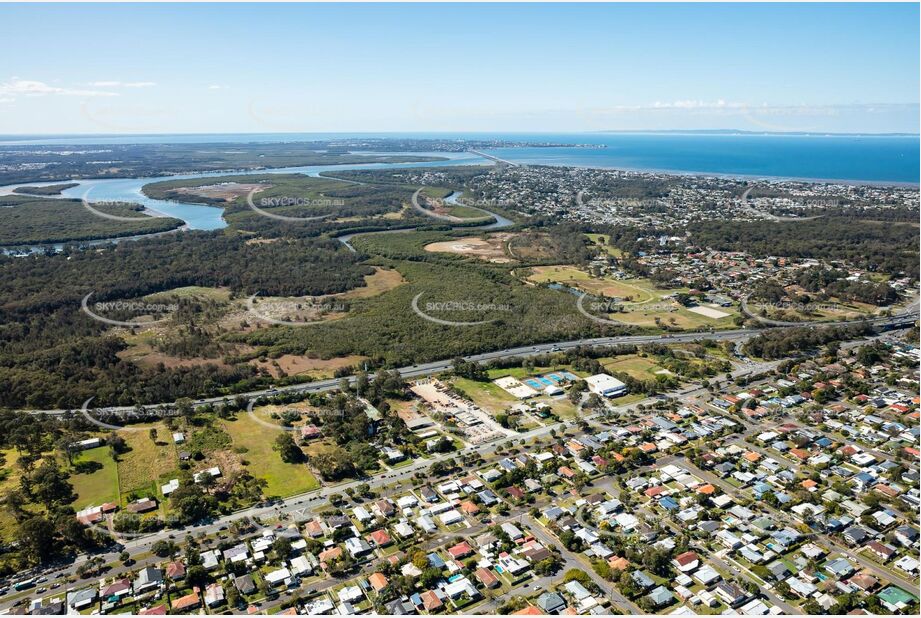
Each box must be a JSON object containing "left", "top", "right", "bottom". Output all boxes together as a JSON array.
[{"left": 1, "top": 3, "right": 918, "bottom": 134}]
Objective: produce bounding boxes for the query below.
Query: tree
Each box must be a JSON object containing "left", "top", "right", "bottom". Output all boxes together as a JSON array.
[
  {"left": 225, "top": 583, "right": 242, "bottom": 608},
  {"left": 273, "top": 433, "right": 305, "bottom": 463},
  {"left": 19, "top": 516, "right": 57, "bottom": 564},
  {"left": 152, "top": 540, "right": 178, "bottom": 558},
  {"left": 22, "top": 462, "right": 74, "bottom": 509},
  {"left": 108, "top": 434, "right": 129, "bottom": 457}
]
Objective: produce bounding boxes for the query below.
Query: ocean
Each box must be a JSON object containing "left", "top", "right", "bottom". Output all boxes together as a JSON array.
[{"left": 0, "top": 131, "right": 917, "bottom": 184}]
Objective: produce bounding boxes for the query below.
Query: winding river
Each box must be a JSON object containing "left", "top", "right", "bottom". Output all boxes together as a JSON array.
[{"left": 1, "top": 151, "right": 511, "bottom": 253}]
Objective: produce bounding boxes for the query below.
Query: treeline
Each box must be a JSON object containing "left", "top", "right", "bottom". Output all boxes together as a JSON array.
[
  {"left": 0, "top": 232, "right": 373, "bottom": 407},
  {"left": 687, "top": 216, "right": 919, "bottom": 280},
  {"left": 0, "top": 196, "right": 183, "bottom": 246},
  {"left": 743, "top": 323, "right": 874, "bottom": 359}
]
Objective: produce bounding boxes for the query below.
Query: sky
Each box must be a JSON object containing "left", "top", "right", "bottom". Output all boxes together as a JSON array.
[{"left": 1, "top": 3, "right": 918, "bottom": 135}]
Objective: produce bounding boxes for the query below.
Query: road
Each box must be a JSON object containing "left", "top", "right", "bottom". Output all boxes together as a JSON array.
[
  {"left": 525, "top": 514, "right": 643, "bottom": 614},
  {"left": 468, "top": 149, "right": 519, "bottom": 167},
  {"left": 5, "top": 324, "right": 915, "bottom": 613},
  {"left": 659, "top": 456, "right": 921, "bottom": 596},
  {"left": 29, "top": 308, "right": 917, "bottom": 418},
  {"left": 3, "top": 350, "right": 792, "bottom": 611}
]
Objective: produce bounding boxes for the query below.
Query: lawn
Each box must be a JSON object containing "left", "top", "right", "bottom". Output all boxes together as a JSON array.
[
  {"left": 223, "top": 412, "right": 320, "bottom": 498},
  {"left": 70, "top": 446, "right": 119, "bottom": 509},
  {"left": 585, "top": 233, "right": 624, "bottom": 257},
  {"left": 453, "top": 377, "right": 518, "bottom": 413},
  {"left": 600, "top": 355, "right": 668, "bottom": 380},
  {"left": 116, "top": 424, "right": 179, "bottom": 497}
]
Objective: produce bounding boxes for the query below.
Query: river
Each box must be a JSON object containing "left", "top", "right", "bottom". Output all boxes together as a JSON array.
[{"left": 0, "top": 151, "right": 500, "bottom": 254}]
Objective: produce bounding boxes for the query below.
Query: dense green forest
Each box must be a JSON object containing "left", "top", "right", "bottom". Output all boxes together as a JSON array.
[
  {"left": 687, "top": 216, "right": 919, "bottom": 280},
  {"left": 0, "top": 232, "right": 374, "bottom": 408},
  {"left": 0, "top": 196, "right": 183, "bottom": 245},
  {"left": 11, "top": 182, "right": 78, "bottom": 196},
  {"left": 236, "top": 231, "right": 625, "bottom": 367}
]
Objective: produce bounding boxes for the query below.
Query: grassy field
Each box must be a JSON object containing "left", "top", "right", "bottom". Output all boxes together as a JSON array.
[
  {"left": 526, "top": 265, "right": 741, "bottom": 330},
  {"left": 70, "top": 447, "right": 119, "bottom": 509},
  {"left": 116, "top": 424, "right": 179, "bottom": 498},
  {"left": 452, "top": 377, "right": 518, "bottom": 413},
  {"left": 585, "top": 233, "right": 624, "bottom": 257},
  {"left": 223, "top": 413, "right": 320, "bottom": 498},
  {"left": 600, "top": 355, "right": 668, "bottom": 380}
]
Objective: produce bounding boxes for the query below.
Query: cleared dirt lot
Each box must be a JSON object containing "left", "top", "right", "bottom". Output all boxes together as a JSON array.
[
  {"left": 424, "top": 233, "right": 514, "bottom": 263},
  {"left": 172, "top": 182, "right": 269, "bottom": 202}
]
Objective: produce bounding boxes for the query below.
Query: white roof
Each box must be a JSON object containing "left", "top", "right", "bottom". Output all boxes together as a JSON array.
[{"left": 585, "top": 373, "right": 626, "bottom": 392}]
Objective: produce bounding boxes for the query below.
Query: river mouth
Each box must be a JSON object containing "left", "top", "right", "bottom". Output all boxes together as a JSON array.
[{"left": 0, "top": 151, "right": 494, "bottom": 253}]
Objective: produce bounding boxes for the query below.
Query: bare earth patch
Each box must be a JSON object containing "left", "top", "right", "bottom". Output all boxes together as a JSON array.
[
  {"left": 173, "top": 182, "right": 270, "bottom": 202},
  {"left": 424, "top": 233, "right": 514, "bottom": 263},
  {"left": 251, "top": 354, "right": 368, "bottom": 378}
]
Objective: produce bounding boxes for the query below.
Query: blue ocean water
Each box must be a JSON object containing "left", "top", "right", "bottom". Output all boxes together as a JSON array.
[
  {"left": 0, "top": 131, "right": 917, "bottom": 184},
  {"left": 481, "top": 133, "right": 920, "bottom": 184}
]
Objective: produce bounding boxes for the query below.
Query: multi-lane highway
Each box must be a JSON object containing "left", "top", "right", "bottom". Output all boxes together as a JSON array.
[{"left": 28, "top": 307, "right": 916, "bottom": 418}]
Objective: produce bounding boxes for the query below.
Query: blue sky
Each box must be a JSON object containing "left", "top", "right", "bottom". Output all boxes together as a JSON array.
[{"left": 1, "top": 3, "right": 918, "bottom": 134}]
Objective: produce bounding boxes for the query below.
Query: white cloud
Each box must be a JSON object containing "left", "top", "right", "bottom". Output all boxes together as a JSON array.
[
  {"left": 0, "top": 79, "right": 119, "bottom": 100},
  {"left": 88, "top": 81, "right": 157, "bottom": 88},
  {"left": 207, "top": 84, "right": 228, "bottom": 90}
]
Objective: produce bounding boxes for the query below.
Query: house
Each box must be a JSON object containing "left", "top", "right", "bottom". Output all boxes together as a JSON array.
[
  {"left": 536, "top": 592, "right": 567, "bottom": 614},
  {"left": 501, "top": 522, "right": 524, "bottom": 540},
  {"left": 204, "top": 583, "right": 225, "bottom": 608},
  {"left": 843, "top": 526, "right": 868, "bottom": 545},
  {"left": 866, "top": 540, "right": 897, "bottom": 562},
  {"left": 878, "top": 586, "right": 916, "bottom": 612},
  {"left": 368, "top": 572, "right": 389, "bottom": 593},
  {"left": 345, "top": 537, "right": 372, "bottom": 558},
  {"left": 419, "top": 590, "right": 443, "bottom": 612},
  {"left": 895, "top": 555, "right": 920, "bottom": 574},
  {"left": 126, "top": 497, "right": 158, "bottom": 513},
  {"left": 101, "top": 578, "right": 132, "bottom": 600},
  {"left": 714, "top": 581, "right": 747, "bottom": 607},
  {"left": 631, "top": 571, "right": 655, "bottom": 590},
  {"left": 672, "top": 550, "right": 699, "bottom": 572},
  {"left": 67, "top": 588, "right": 98, "bottom": 611},
  {"left": 265, "top": 567, "right": 292, "bottom": 587},
  {"left": 134, "top": 566, "right": 163, "bottom": 593},
  {"left": 646, "top": 586, "right": 675, "bottom": 608},
  {"left": 475, "top": 567, "right": 499, "bottom": 589},
  {"left": 235, "top": 574, "right": 256, "bottom": 595},
  {"left": 172, "top": 588, "right": 201, "bottom": 612},
  {"left": 448, "top": 541, "right": 474, "bottom": 560},
  {"left": 165, "top": 561, "right": 186, "bottom": 581},
  {"left": 368, "top": 529, "right": 392, "bottom": 548}
]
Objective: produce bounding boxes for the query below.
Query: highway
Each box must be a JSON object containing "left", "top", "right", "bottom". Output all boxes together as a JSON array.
[
  {"left": 2, "top": 325, "right": 913, "bottom": 613},
  {"left": 25, "top": 307, "right": 917, "bottom": 418}
]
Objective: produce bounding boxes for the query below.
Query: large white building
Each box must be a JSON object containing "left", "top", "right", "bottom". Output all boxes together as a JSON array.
[{"left": 585, "top": 373, "right": 627, "bottom": 397}]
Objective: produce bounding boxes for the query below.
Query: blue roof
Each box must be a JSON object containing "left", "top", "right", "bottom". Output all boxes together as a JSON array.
[{"left": 659, "top": 496, "right": 679, "bottom": 511}]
